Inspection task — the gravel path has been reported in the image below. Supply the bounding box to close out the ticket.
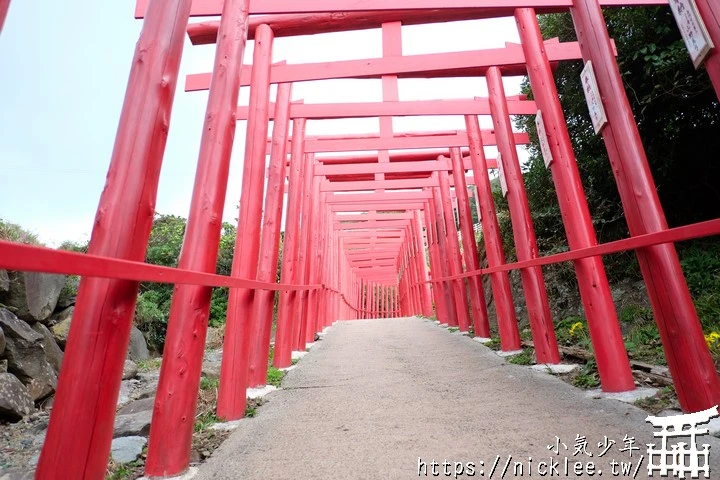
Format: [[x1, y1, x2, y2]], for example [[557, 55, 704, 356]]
[[196, 317, 720, 479]]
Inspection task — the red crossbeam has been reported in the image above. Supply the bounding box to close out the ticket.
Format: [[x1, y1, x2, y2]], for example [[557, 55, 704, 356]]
[[136, 0, 667, 18], [186, 41, 591, 91]]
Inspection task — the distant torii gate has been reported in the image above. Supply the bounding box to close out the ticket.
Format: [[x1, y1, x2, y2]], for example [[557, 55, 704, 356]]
[[0, 0, 717, 478]]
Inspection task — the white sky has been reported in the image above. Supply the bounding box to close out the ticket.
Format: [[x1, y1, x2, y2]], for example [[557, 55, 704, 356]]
[[0, 2, 527, 246]]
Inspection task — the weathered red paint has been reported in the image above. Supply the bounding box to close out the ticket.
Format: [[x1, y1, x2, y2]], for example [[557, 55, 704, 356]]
[[571, 0, 720, 410], [185, 40, 589, 91], [464, 114, 521, 349], [37, 1, 192, 477], [274, 118, 307, 368], [515, 8, 634, 390], [144, 0, 250, 474], [437, 172, 472, 332], [217, 24, 274, 421], [247, 82, 293, 388], [448, 149, 491, 338], [487, 67, 560, 364]]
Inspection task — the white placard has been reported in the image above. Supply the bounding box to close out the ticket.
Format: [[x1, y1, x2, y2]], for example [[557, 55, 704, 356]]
[[496, 152, 508, 198], [669, 0, 714, 68], [535, 110, 553, 169], [580, 61, 608, 135]]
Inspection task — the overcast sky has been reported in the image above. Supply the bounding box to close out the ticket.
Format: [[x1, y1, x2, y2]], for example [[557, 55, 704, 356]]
[[0, 1, 526, 246]]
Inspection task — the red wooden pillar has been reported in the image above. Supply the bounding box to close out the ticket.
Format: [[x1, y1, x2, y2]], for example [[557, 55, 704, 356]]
[[414, 211, 434, 316], [293, 154, 315, 350], [216, 24, 273, 421], [571, 0, 720, 410], [516, 8, 634, 390], [694, 0, 720, 97], [304, 180, 323, 343], [144, 1, 250, 474], [247, 83, 293, 388], [449, 148, 491, 338], [437, 171, 472, 332], [273, 118, 307, 368], [465, 115, 521, 349], [487, 68, 560, 364], [311, 197, 327, 333], [37, 1, 191, 477], [429, 184, 459, 327], [423, 201, 450, 323], [0, 0, 9, 33]]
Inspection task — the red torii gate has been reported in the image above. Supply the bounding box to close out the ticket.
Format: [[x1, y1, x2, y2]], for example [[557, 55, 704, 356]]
[[0, 0, 718, 478]]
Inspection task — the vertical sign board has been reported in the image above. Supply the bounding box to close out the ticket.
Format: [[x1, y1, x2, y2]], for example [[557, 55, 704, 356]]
[[668, 0, 714, 68], [580, 61, 608, 135], [496, 152, 508, 198], [535, 110, 554, 169]]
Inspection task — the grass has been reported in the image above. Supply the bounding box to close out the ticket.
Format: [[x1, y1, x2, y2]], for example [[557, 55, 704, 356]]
[[447, 326, 459, 333], [136, 358, 162, 372], [633, 386, 680, 414], [482, 336, 501, 351], [508, 348, 534, 365], [266, 367, 285, 388], [200, 377, 219, 391], [106, 459, 144, 480], [571, 358, 600, 389], [291, 358, 300, 366]]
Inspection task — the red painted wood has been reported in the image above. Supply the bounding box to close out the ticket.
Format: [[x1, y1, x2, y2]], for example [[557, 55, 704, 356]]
[[305, 132, 528, 153], [326, 191, 432, 203], [330, 203, 425, 212], [413, 211, 434, 316], [36, 1, 192, 478], [487, 67, 559, 364], [437, 172, 472, 331], [273, 119, 307, 368], [296, 174, 321, 348], [449, 149, 490, 337], [0, 0, 9, 33], [144, 1, 250, 474], [335, 220, 412, 229], [572, 0, 720, 411], [516, 8, 634, 390], [335, 212, 414, 221], [316, 149, 470, 164], [137, 0, 667, 18], [247, 83, 293, 388], [185, 41, 587, 90], [289, 153, 315, 350], [424, 195, 453, 325], [216, 25, 273, 421], [236, 98, 538, 120], [464, 114, 521, 349]]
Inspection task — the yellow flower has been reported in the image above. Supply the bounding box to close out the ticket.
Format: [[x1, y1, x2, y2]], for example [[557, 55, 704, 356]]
[[569, 322, 584, 336], [705, 332, 720, 347]]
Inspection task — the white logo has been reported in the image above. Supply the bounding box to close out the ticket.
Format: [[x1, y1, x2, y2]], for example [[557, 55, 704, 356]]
[[646, 405, 718, 478]]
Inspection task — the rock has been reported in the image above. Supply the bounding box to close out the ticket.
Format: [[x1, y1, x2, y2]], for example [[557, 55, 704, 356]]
[[111, 436, 147, 464], [0, 309, 58, 401], [201, 361, 220, 380], [127, 326, 149, 362], [117, 380, 132, 408], [30, 323, 63, 373], [0, 326, 5, 356], [0, 360, 7, 373], [205, 326, 224, 350], [117, 396, 155, 416], [122, 360, 138, 380], [114, 410, 152, 437], [50, 307, 73, 347], [0, 468, 35, 480], [0, 373, 35, 421], [55, 277, 78, 310], [0, 271, 66, 323], [0, 270, 9, 293]]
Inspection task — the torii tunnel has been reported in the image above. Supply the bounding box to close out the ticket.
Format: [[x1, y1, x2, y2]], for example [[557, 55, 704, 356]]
[[1, 0, 720, 478]]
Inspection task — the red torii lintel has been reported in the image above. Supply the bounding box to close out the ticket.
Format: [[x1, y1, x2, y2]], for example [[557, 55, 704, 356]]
[[186, 40, 596, 91], [236, 97, 537, 120], [135, 0, 667, 18]]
